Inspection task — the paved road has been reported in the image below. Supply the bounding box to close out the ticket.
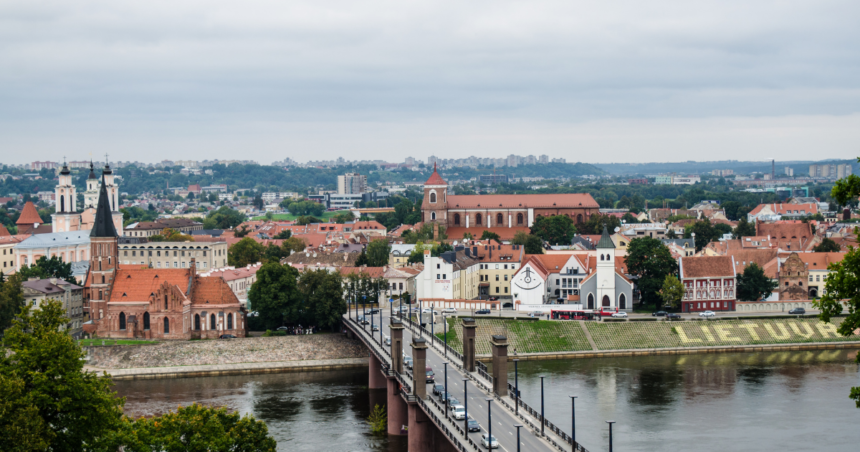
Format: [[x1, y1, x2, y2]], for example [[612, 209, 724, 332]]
[[358, 309, 559, 452]]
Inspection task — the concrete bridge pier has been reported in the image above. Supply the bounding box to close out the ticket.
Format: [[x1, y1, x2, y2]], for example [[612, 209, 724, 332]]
[[369, 353, 387, 389], [491, 335, 509, 397], [411, 337, 428, 398], [390, 318, 404, 373], [387, 376, 408, 435], [462, 318, 477, 372], [407, 401, 434, 452]]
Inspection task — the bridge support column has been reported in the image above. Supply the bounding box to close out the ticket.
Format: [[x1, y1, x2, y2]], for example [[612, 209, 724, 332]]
[[411, 337, 428, 399], [369, 354, 386, 389], [462, 318, 477, 372], [387, 376, 408, 435], [490, 334, 509, 397], [390, 317, 404, 373], [407, 402, 434, 452]]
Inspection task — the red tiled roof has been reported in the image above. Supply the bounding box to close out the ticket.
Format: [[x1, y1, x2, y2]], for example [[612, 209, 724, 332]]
[[109, 268, 191, 301], [680, 256, 735, 278], [749, 203, 818, 216], [16, 201, 42, 225], [797, 252, 847, 269], [337, 266, 386, 278], [353, 220, 386, 231], [447, 193, 599, 209], [424, 165, 447, 186], [191, 275, 241, 305], [0, 224, 9, 236]]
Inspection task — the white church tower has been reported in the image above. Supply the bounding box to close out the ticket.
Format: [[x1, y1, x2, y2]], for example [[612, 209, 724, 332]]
[[83, 162, 100, 209], [595, 225, 617, 310], [51, 162, 80, 233], [101, 162, 124, 233]]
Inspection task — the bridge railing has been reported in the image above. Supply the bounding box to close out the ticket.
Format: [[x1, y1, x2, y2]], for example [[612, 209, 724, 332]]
[[506, 382, 590, 452]]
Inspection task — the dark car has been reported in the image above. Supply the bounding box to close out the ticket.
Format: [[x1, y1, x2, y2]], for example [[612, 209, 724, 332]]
[[438, 391, 450, 402], [276, 326, 289, 331], [467, 418, 481, 432], [219, 334, 237, 339], [433, 384, 445, 396], [789, 307, 806, 315], [652, 311, 668, 317], [426, 367, 435, 384], [475, 309, 491, 315], [666, 313, 682, 320], [446, 395, 460, 408], [367, 308, 380, 315]]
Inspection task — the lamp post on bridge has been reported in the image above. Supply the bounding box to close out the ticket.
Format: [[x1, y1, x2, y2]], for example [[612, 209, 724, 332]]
[[513, 424, 523, 452], [443, 361, 448, 415], [540, 375, 545, 436], [442, 313, 448, 358], [606, 420, 616, 452], [431, 303, 435, 338], [513, 359, 519, 415], [569, 395, 577, 450], [462, 378, 469, 436], [486, 398, 493, 449]]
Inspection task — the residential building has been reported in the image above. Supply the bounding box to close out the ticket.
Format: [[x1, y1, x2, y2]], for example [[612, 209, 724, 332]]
[[469, 243, 524, 299], [627, 178, 648, 185], [338, 173, 367, 194], [679, 256, 737, 312], [747, 203, 819, 222], [31, 161, 58, 171], [389, 244, 417, 268], [124, 218, 204, 237], [755, 221, 815, 251], [800, 252, 846, 298], [711, 169, 734, 177], [479, 174, 509, 184], [1, 234, 28, 275], [22, 278, 85, 338], [117, 238, 228, 270], [199, 263, 262, 308], [417, 249, 480, 300], [672, 176, 701, 185], [654, 174, 674, 185]]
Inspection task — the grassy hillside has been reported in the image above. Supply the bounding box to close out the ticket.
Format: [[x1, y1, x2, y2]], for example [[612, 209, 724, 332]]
[[437, 317, 592, 355]]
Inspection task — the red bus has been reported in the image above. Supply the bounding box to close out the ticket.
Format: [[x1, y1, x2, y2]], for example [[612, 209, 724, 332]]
[[551, 308, 618, 320]]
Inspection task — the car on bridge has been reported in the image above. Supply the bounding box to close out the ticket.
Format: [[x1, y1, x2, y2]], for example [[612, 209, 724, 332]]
[[611, 311, 628, 318], [425, 367, 435, 383], [452, 405, 466, 420], [481, 433, 499, 449], [467, 418, 481, 432], [433, 384, 445, 396], [438, 391, 450, 403], [442, 307, 457, 313], [366, 308, 380, 315], [371, 324, 379, 331], [384, 335, 391, 346], [446, 395, 460, 408], [652, 311, 668, 317], [789, 307, 806, 315], [475, 309, 492, 315], [404, 356, 413, 370]]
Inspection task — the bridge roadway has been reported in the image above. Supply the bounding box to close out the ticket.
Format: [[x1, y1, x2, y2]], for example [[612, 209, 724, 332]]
[[345, 311, 578, 452]]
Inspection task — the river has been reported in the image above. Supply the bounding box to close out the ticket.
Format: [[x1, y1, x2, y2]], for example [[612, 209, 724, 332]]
[[115, 349, 859, 451]]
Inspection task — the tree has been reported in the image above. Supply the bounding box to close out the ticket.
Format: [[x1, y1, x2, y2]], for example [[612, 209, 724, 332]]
[[247, 263, 300, 329], [626, 237, 678, 307], [298, 269, 348, 330], [523, 235, 544, 254], [407, 242, 427, 264], [736, 263, 777, 301], [264, 211, 274, 221], [16, 256, 77, 284], [148, 228, 194, 243], [686, 220, 720, 251], [295, 215, 322, 226], [332, 212, 354, 224], [658, 275, 685, 310], [366, 239, 391, 267], [462, 232, 474, 241], [734, 217, 756, 239], [621, 212, 639, 224], [354, 249, 369, 267], [273, 229, 292, 240], [0, 300, 124, 451], [228, 237, 265, 267], [579, 214, 621, 235], [282, 237, 306, 255], [187, 191, 195, 200], [511, 231, 529, 245], [253, 195, 264, 210], [530, 215, 577, 245], [480, 230, 501, 243], [430, 242, 454, 257], [287, 200, 324, 217], [0, 273, 25, 333], [103, 403, 277, 451], [204, 206, 247, 229], [814, 238, 841, 253], [666, 229, 678, 239], [263, 243, 288, 263]]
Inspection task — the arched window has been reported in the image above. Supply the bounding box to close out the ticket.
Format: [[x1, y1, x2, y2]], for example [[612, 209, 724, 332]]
[[101, 275, 105, 284], [619, 293, 626, 309], [163, 317, 170, 334], [496, 213, 503, 225], [799, 281, 803, 286], [431, 212, 436, 220], [119, 312, 126, 330], [164, 295, 168, 310], [430, 192, 437, 203], [476, 213, 483, 226], [587, 294, 594, 309], [143, 312, 150, 330], [210, 314, 216, 329], [600, 254, 604, 261], [227, 313, 233, 329], [602, 295, 610, 307], [60, 196, 65, 212], [194, 314, 200, 330], [577, 214, 583, 224]]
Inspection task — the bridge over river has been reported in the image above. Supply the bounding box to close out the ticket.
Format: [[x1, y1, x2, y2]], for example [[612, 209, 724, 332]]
[[343, 309, 592, 452]]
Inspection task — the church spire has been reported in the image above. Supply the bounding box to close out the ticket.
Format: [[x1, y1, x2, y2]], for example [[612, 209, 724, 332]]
[[90, 172, 118, 238], [596, 224, 615, 249]]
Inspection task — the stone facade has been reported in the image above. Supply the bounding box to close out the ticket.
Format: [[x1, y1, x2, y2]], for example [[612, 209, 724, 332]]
[[779, 252, 809, 301]]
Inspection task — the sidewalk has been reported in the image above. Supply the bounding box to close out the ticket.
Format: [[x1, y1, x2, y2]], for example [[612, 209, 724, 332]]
[[86, 357, 368, 380]]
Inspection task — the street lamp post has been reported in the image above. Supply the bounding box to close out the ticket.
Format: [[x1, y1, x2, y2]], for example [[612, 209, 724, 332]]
[[514, 424, 523, 452], [569, 395, 577, 449], [463, 378, 469, 436], [540, 375, 545, 436], [443, 313, 448, 357], [486, 398, 493, 449], [513, 359, 520, 415], [606, 421, 616, 452], [431, 303, 435, 338], [443, 362, 448, 414]]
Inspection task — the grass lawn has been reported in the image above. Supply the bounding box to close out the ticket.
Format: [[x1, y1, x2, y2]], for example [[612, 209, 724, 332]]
[[79, 339, 158, 347], [251, 210, 351, 221]]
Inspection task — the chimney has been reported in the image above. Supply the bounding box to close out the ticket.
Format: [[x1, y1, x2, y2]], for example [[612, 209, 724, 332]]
[[50, 278, 58, 285], [190, 258, 197, 277]]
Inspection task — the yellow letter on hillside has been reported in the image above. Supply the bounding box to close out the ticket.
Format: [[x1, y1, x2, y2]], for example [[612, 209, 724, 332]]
[[789, 322, 815, 339], [677, 326, 703, 344], [713, 325, 742, 342], [736, 324, 760, 341], [816, 322, 839, 338], [700, 326, 716, 342], [764, 323, 791, 340]]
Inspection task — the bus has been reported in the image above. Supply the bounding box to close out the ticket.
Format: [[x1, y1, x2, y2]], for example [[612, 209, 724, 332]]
[[550, 308, 618, 320]]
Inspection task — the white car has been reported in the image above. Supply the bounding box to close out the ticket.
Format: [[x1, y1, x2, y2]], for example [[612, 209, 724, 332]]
[[611, 312, 628, 318], [699, 310, 716, 318], [481, 434, 499, 449], [452, 405, 466, 420], [422, 308, 433, 313], [442, 307, 457, 313]]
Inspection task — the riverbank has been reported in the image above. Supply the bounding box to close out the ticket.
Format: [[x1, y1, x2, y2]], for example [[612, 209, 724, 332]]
[[88, 357, 368, 380], [437, 316, 860, 356]]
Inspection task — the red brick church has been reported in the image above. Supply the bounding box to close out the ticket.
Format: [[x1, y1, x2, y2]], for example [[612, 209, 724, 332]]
[[83, 173, 246, 339], [421, 164, 600, 240]]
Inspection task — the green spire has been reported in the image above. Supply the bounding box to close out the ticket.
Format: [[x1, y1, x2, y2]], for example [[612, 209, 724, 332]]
[[596, 224, 615, 249]]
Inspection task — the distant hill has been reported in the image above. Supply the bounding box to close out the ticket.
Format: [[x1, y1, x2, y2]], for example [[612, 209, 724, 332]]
[[593, 159, 856, 176]]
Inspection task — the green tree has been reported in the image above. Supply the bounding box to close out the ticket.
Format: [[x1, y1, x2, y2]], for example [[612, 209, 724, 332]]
[[228, 237, 265, 267], [298, 269, 348, 330], [0, 273, 25, 335], [287, 200, 325, 217], [0, 300, 124, 451], [263, 243, 288, 263], [355, 249, 369, 267], [480, 230, 501, 242], [686, 220, 720, 251], [658, 275, 685, 310], [511, 231, 528, 245], [736, 263, 777, 301], [148, 228, 194, 243], [332, 212, 354, 224], [462, 232, 474, 241], [247, 263, 300, 329], [626, 237, 678, 307], [273, 229, 292, 240], [282, 237, 306, 255], [734, 217, 756, 238], [295, 215, 322, 226], [204, 206, 247, 229], [530, 215, 577, 245], [523, 235, 544, 254], [407, 241, 427, 264], [666, 229, 678, 239], [103, 403, 276, 452], [579, 214, 621, 235], [253, 196, 264, 210], [813, 238, 841, 252], [621, 212, 639, 224], [366, 239, 391, 267], [430, 242, 454, 257], [17, 256, 76, 284]]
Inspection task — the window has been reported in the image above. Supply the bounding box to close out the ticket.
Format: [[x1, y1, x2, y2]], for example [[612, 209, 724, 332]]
[[496, 213, 503, 225], [210, 314, 216, 329], [437, 264, 441, 269], [163, 317, 170, 334], [123, 251, 128, 256], [504, 264, 508, 270], [430, 192, 437, 203], [517, 213, 524, 224], [504, 287, 508, 293], [431, 212, 436, 220], [495, 264, 499, 269], [816, 275, 820, 282], [174, 262, 178, 268], [157, 251, 161, 257], [495, 275, 499, 281], [143, 312, 150, 330], [442, 274, 446, 279], [164, 295, 168, 310], [119, 312, 126, 330], [194, 314, 200, 330], [504, 275, 508, 281], [454, 213, 461, 225], [227, 313, 233, 330], [496, 287, 499, 293], [132, 251, 136, 257]]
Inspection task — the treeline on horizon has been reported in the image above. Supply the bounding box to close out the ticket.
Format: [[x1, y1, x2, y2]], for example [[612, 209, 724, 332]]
[[594, 158, 856, 176]]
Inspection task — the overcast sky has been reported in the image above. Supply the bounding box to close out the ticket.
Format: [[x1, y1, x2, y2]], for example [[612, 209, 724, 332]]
[[1, 0, 859, 165]]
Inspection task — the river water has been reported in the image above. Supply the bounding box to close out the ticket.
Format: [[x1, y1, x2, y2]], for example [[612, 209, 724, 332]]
[[115, 349, 859, 452]]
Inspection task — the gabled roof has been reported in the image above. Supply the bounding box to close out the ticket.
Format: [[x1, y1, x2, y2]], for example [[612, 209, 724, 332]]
[[424, 163, 447, 186], [191, 275, 241, 306], [749, 203, 819, 216], [446, 193, 599, 209], [338, 266, 386, 278], [680, 256, 735, 278], [0, 224, 10, 236], [796, 252, 847, 270], [16, 201, 42, 225], [109, 268, 191, 301]]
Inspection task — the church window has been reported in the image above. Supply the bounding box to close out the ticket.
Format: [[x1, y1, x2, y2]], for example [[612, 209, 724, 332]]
[[496, 213, 503, 225], [119, 312, 126, 330], [430, 192, 437, 203], [619, 293, 626, 309], [517, 213, 524, 224], [143, 312, 150, 330], [454, 214, 461, 225], [194, 314, 200, 330], [210, 314, 217, 329], [476, 213, 483, 225], [602, 295, 610, 307], [163, 317, 170, 334], [227, 313, 233, 329], [431, 212, 436, 220], [600, 254, 604, 261], [164, 295, 168, 310]]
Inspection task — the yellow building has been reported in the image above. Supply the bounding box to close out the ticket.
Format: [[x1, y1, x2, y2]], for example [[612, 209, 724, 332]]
[[465, 243, 525, 300]]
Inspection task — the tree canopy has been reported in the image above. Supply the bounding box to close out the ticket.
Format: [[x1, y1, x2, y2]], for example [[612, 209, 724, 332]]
[[203, 206, 247, 229], [16, 256, 76, 284], [659, 274, 685, 310], [530, 215, 577, 245], [480, 230, 501, 243], [625, 237, 678, 307], [297, 269, 348, 330], [733, 217, 756, 239], [365, 239, 392, 267], [813, 238, 841, 253], [578, 214, 621, 235], [286, 200, 325, 217], [736, 263, 778, 301], [247, 263, 301, 329], [228, 237, 265, 267]]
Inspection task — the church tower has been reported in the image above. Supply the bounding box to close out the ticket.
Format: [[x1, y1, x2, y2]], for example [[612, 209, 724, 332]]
[[421, 163, 448, 233], [595, 225, 617, 310], [87, 172, 120, 322], [101, 162, 124, 234], [51, 162, 79, 233], [83, 162, 100, 209]]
